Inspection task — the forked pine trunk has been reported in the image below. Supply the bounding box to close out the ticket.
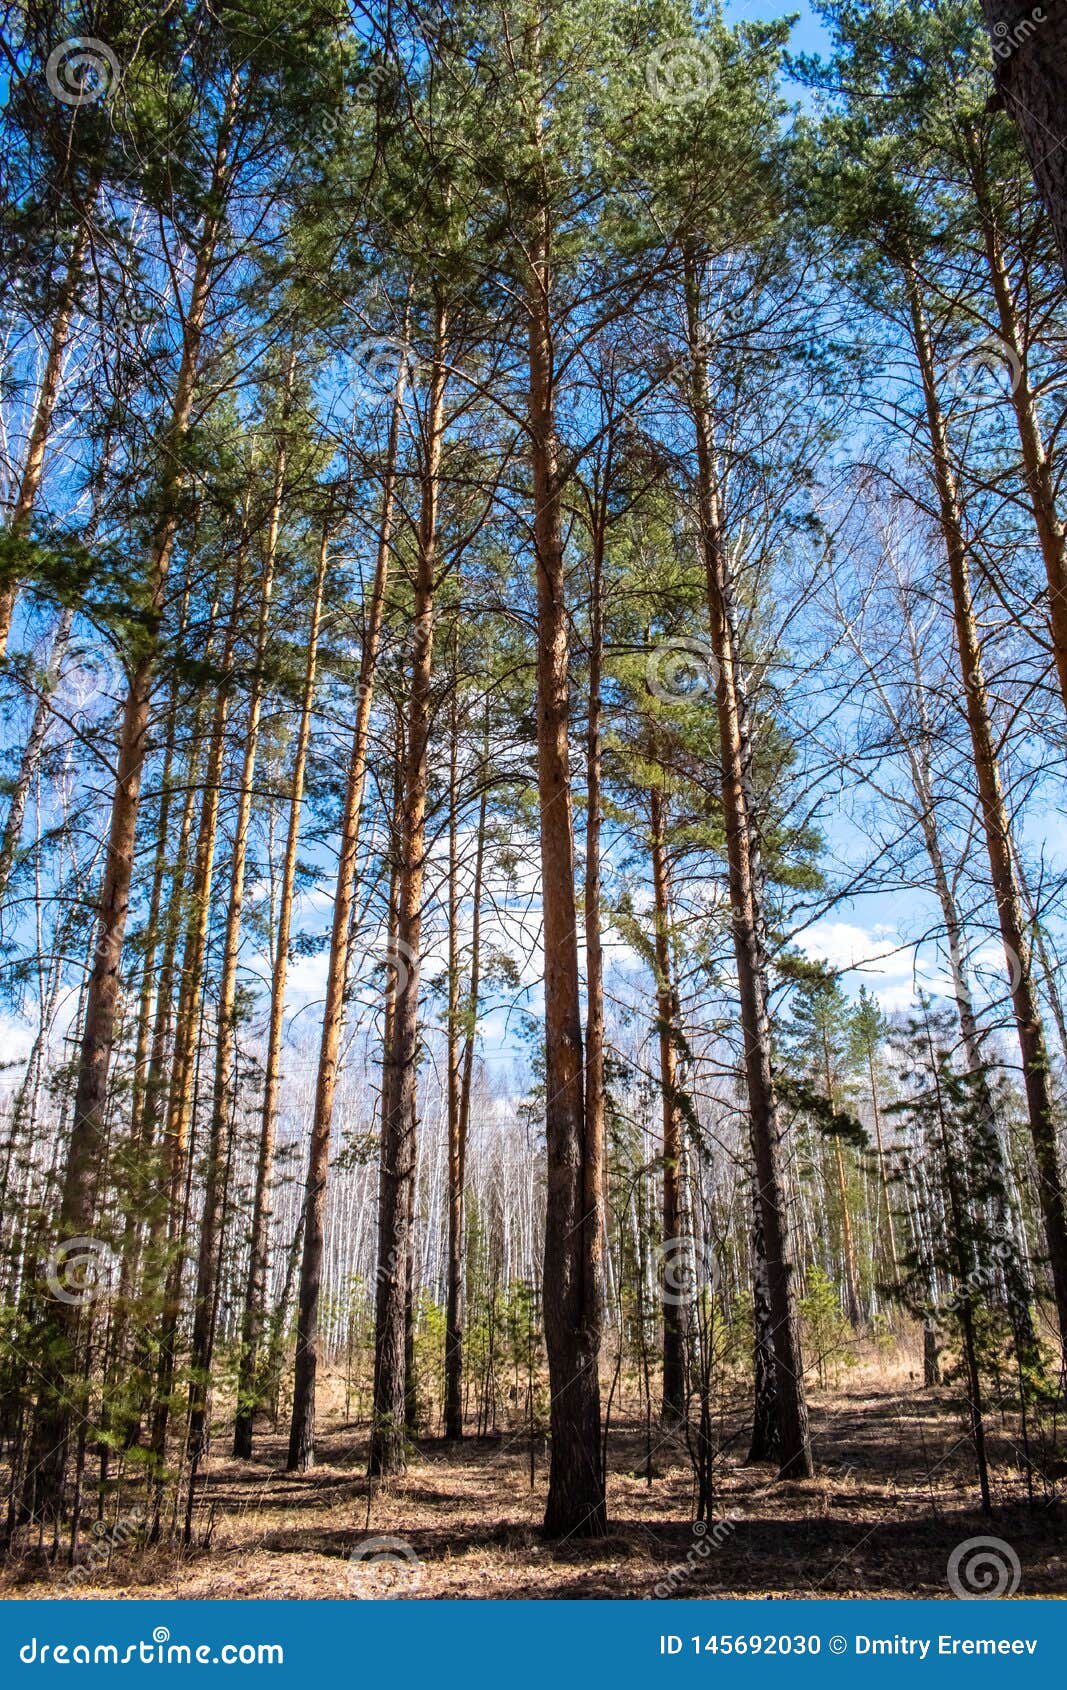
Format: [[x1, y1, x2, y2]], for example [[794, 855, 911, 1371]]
[[684, 246, 812, 1479], [906, 257, 1067, 1366], [234, 525, 329, 1457], [287, 330, 409, 1471]]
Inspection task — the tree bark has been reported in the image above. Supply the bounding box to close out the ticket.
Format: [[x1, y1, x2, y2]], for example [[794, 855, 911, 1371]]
[[185, 404, 289, 1494], [906, 256, 1067, 1367], [980, 0, 1067, 278], [24, 103, 234, 1516], [234, 524, 329, 1458], [369, 298, 448, 1478], [649, 782, 687, 1424], [0, 179, 98, 655], [968, 145, 1067, 713], [684, 246, 812, 1479], [528, 215, 606, 1537], [287, 326, 409, 1472]]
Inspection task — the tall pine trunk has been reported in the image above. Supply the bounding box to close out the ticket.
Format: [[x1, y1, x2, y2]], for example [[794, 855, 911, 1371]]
[[650, 782, 686, 1424], [528, 215, 606, 1537], [24, 114, 235, 1516], [234, 524, 329, 1457], [287, 334, 409, 1471], [0, 178, 98, 655], [684, 247, 812, 1479], [906, 257, 1067, 1366], [369, 298, 447, 1478], [185, 412, 288, 1497]]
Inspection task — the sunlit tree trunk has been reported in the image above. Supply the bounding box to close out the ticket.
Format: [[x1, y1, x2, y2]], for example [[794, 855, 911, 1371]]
[[369, 298, 447, 1477], [528, 209, 605, 1536], [287, 330, 409, 1471], [906, 257, 1067, 1365], [0, 178, 98, 655], [234, 524, 329, 1457], [649, 781, 686, 1424], [684, 246, 812, 1479], [185, 409, 289, 1497]]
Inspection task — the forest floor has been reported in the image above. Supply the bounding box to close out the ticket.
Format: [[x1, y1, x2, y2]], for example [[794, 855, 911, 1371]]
[[3, 1345, 1065, 1600]]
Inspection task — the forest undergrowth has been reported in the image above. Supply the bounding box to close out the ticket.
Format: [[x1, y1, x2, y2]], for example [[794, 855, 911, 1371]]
[[4, 1338, 1064, 1601]]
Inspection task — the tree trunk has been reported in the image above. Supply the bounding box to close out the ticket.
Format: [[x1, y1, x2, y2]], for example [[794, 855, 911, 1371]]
[[185, 409, 288, 1494], [0, 607, 73, 908], [906, 257, 1067, 1367], [234, 524, 329, 1458], [445, 705, 488, 1439], [369, 298, 447, 1478], [866, 1048, 900, 1286], [147, 533, 246, 1476], [24, 127, 233, 1516], [583, 508, 608, 1463], [650, 782, 686, 1424], [528, 218, 606, 1537], [684, 246, 812, 1479], [980, 0, 1067, 278], [747, 1189, 780, 1462], [287, 326, 409, 1472], [968, 148, 1067, 712], [822, 1035, 862, 1328], [0, 180, 98, 655]]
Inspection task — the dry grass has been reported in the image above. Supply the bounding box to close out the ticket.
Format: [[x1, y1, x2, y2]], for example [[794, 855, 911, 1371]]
[[3, 1345, 1065, 1601]]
